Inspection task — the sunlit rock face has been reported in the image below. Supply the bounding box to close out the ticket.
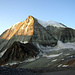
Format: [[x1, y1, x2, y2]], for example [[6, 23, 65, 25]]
[[0, 16, 34, 52], [0, 16, 57, 52], [0, 16, 34, 40]]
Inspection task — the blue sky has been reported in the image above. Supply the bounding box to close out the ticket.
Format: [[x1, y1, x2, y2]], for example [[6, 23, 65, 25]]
[[0, 0, 75, 35]]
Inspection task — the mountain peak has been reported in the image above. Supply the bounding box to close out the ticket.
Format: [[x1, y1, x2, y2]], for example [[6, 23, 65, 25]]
[[27, 15, 34, 20], [0, 16, 75, 67]]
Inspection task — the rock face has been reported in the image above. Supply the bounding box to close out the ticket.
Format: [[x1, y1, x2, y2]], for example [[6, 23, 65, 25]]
[[0, 16, 57, 52], [46, 26, 75, 43], [0, 41, 39, 65], [0, 15, 75, 66], [0, 16, 34, 52]]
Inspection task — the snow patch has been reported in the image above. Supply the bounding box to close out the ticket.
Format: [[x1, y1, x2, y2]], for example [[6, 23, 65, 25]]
[[37, 19, 66, 28], [58, 64, 62, 67], [24, 56, 40, 62], [36, 41, 75, 53], [36, 41, 75, 59], [62, 65, 69, 67], [5, 62, 17, 66], [62, 59, 64, 60], [51, 59, 57, 62], [20, 56, 40, 64], [20, 41, 28, 44], [58, 64, 69, 67], [0, 49, 7, 58], [43, 53, 62, 58], [9, 22, 20, 30], [25, 58, 36, 62], [56, 41, 75, 50]]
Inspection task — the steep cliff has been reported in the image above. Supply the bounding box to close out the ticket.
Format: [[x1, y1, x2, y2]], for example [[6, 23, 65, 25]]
[[46, 26, 75, 43], [0, 16, 57, 52]]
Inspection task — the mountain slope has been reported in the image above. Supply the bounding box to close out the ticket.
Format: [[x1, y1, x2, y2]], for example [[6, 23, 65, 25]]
[[0, 16, 57, 52], [0, 15, 75, 68], [37, 19, 75, 43], [0, 16, 57, 65]]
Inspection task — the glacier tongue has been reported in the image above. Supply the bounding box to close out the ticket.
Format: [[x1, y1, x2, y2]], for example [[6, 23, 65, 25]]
[[37, 19, 66, 28]]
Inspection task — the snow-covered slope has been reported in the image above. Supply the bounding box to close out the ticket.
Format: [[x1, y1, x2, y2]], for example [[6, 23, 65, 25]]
[[37, 19, 66, 28]]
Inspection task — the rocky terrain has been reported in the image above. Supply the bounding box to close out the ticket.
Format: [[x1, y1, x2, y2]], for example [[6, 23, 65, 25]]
[[0, 15, 75, 73], [0, 67, 75, 75], [0, 42, 39, 65]]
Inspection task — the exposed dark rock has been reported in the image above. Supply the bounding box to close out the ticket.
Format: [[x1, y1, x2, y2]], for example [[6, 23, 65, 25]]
[[0, 41, 39, 65], [31, 18, 57, 47], [60, 28, 75, 43], [46, 26, 75, 43]]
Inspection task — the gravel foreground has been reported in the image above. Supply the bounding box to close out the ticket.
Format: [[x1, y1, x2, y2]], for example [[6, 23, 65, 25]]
[[0, 67, 75, 75]]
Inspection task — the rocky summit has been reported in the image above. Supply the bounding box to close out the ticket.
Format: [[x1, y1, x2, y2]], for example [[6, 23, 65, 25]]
[[0, 15, 75, 68]]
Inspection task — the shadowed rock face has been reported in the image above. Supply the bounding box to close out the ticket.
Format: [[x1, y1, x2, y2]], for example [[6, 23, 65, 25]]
[[46, 26, 75, 43], [0, 41, 39, 65], [60, 28, 75, 43]]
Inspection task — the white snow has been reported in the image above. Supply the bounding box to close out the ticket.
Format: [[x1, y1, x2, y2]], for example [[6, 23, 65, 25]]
[[0, 49, 7, 58], [36, 41, 75, 53], [20, 41, 28, 44], [20, 56, 40, 64], [5, 62, 17, 66], [62, 65, 69, 67], [56, 41, 75, 50], [62, 59, 64, 60], [25, 58, 36, 62], [9, 22, 20, 30], [51, 59, 57, 62], [70, 56, 73, 58], [36, 41, 75, 59], [58, 64, 62, 67], [43, 53, 62, 58], [24, 56, 40, 62], [58, 64, 68, 67], [37, 19, 66, 28]]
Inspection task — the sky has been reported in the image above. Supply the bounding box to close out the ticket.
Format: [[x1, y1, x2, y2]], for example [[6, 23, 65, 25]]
[[0, 0, 75, 35]]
